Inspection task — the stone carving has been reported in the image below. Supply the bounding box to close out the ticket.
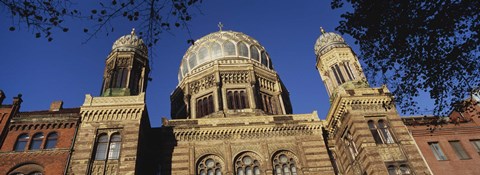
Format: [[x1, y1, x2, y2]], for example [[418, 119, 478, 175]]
[[221, 72, 249, 84], [116, 57, 131, 67], [173, 124, 322, 141], [189, 74, 216, 94], [195, 148, 226, 160], [81, 107, 143, 122], [256, 76, 276, 92]]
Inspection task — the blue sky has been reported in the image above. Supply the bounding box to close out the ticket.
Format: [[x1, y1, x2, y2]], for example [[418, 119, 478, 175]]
[[0, 1, 366, 126]]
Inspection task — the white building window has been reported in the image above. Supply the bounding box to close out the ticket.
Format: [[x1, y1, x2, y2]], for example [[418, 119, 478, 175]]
[[470, 140, 480, 155], [449, 141, 470, 159], [429, 142, 447, 160]]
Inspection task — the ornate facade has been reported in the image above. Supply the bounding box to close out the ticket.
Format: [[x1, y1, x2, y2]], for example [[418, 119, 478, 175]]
[[3, 27, 466, 175]]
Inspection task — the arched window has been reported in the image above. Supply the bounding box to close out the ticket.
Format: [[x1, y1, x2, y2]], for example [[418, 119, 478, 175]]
[[272, 151, 298, 175], [29, 133, 44, 150], [14, 134, 29, 151], [368, 120, 383, 144], [197, 94, 214, 118], [8, 163, 44, 175], [210, 42, 222, 58], [198, 47, 210, 64], [234, 91, 241, 109], [197, 155, 224, 175], [188, 54, 198, 70], [235, 153, 261, 175], [332, 64, 346, 84], [344, 131, 358, 159], [240, 91, 249, 109], [202, 97, 209, 116], [261, 93, 276, 114], [250, 46, 259, 61], [261, 52, 268, 67], [227, 89, 249, 110], [182, 61, 189, 76], [45, 132, 58, 149], [399, 164, 411, 174], [197, 98, 204, 117], [178, 70, 183, 81], [208, 96, 214, 114], [227, 91, 234, 109], [331, 67, 341, 85], [94, 134, 109, 160], [112, 68, 128, 88], [108, 133, 121, 159], [378, 120, 395, 144], [387, 165, 397, 175], [238, 42, 249, 57], [223, 41, 236, 56], [343, 62, 355, 80]]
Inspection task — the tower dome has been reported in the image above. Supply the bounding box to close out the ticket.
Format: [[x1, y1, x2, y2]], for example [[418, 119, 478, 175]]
[[313, 27, 368, 100], [178, 30, 273, 82], [314, 28, 349, 56], [112, 29, 148, 55], [101, 29, 150, 97]]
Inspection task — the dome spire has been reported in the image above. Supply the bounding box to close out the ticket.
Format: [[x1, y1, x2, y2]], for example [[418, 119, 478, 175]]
[[218, 22, 224, 31], [320, 27, 325, 34], [131, 28, 136, 36]]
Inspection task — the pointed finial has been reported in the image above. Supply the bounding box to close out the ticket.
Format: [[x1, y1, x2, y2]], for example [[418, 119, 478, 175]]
[[131, 28, 136, 36], [218, 22, 224, 31], [320, 27, 325, 34]]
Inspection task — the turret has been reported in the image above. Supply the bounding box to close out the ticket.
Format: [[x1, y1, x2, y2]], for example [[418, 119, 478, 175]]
[[314, 27, 368, 101], [101, 29, 150, 96]]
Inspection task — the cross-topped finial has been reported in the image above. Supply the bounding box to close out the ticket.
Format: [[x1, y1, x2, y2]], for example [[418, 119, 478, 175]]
[[320, 27, 325, 34], [218, 22, 224, 31], [131, 28, 136, 36]]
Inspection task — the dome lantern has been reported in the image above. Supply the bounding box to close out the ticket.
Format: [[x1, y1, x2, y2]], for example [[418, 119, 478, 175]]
[[112, 28, 148, 55], [314, 28, 349, 56]]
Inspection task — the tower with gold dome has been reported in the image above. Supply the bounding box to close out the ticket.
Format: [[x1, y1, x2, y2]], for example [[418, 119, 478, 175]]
[[315, 28, 432, 175], [67, 29, 152, 174], [155, 30, 335, 175]]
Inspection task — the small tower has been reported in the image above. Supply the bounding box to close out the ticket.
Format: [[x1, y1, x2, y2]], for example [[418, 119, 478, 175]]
[[314, 28, 432, 175], [314, 27, 368, 101], [101, 28, 150, 96], [68, 30, 151, 175]]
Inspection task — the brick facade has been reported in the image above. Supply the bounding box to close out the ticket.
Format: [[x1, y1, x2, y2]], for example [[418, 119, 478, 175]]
[[0, 97, 79, 175], [404, 101, 480, 175]]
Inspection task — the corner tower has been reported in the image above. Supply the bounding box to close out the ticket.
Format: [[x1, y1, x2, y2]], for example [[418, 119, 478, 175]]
[[68, 29, 151, 175], [314, 27, 368, 101], [101, 29, 150, 96], [315, 29, 431, 175]]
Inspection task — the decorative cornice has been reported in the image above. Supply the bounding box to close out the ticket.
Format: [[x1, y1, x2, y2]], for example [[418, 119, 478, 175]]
[[82, 93, 145, 107], [173, 124, 323, 141], [168, 113, 324, 141], [80, 107, 143, 122], [325, 87, 394, 138]]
